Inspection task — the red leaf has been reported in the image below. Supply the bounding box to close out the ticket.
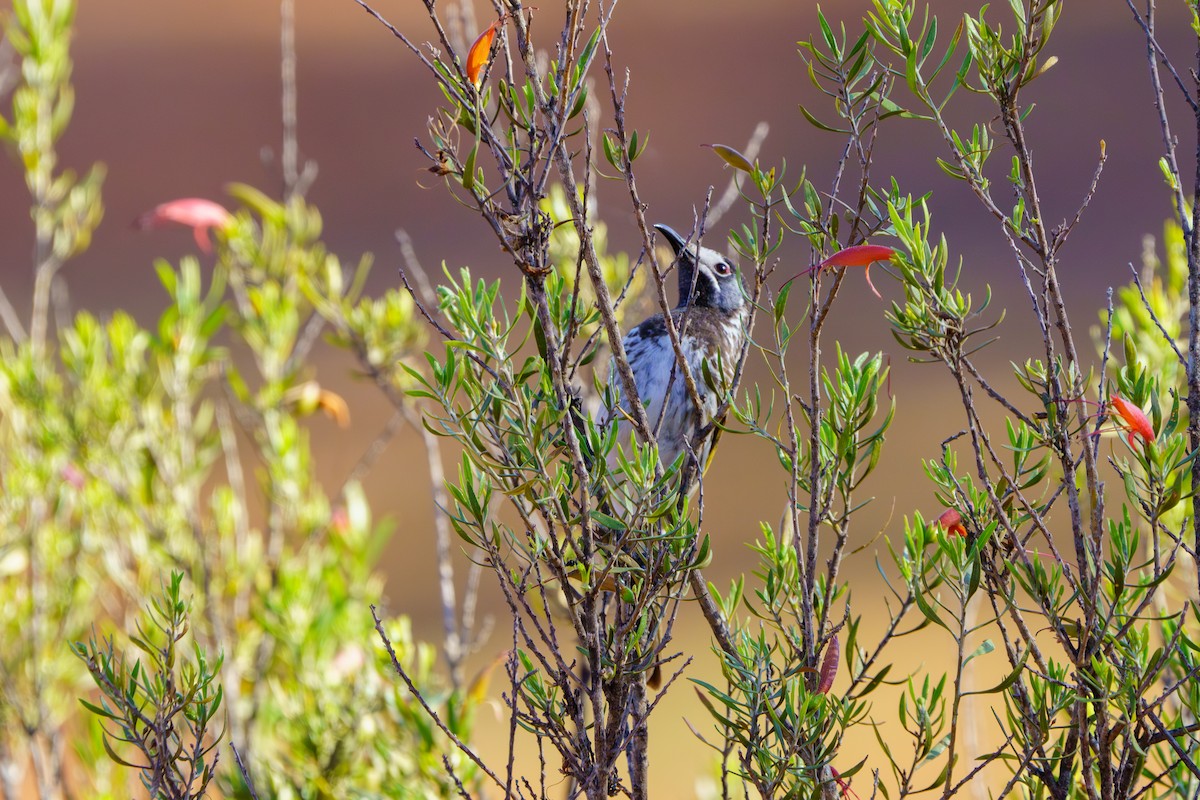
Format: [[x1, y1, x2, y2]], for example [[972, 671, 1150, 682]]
[[817, 633, 839, 694]]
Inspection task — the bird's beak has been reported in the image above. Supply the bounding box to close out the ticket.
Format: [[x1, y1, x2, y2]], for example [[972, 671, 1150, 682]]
[[653, 224, 689, 257]]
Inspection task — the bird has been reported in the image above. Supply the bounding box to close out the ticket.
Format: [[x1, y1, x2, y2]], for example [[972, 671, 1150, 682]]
[[602, 223, 748, 480], [589, 223, 746, 691]]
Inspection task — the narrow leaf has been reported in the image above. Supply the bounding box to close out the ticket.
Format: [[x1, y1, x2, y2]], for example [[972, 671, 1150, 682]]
[[704, 143, 754, 173]]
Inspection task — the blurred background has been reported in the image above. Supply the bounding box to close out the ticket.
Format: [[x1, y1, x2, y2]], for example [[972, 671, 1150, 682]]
[[0, 0, 1193, 795]]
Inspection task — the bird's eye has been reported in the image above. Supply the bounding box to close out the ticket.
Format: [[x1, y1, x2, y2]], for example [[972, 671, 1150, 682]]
[[713, 261, 733, 277]]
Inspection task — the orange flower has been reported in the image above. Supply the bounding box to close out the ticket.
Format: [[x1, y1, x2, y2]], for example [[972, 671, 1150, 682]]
[[285, 381, 350, 428], [317, 388, 351, 428], [1109, 395, 1154, 448], [804, 244, 896, 298], [136, 198, 232, 253], [936, 508, 967, 537], [466, 18, 502, 87]]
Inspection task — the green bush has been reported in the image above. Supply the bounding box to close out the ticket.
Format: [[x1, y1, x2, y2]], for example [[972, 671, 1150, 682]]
[[3, 0, 1200, 798]]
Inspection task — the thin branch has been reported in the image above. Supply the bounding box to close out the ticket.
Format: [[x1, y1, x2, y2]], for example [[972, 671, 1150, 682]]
[[342, 409, 406, 489], [349, 0, 443, 76], [0, 284, 26, 342], [1142, 703, 1200, 782], [281, 0, 299, 199], [414, 405, 466, 689], [372, 605, 506, 791], [1129, 263, 1188, 368], [230, 743, 263, 800], [1056, 141, 1107, 249], [1124, 0, 1200, 115]]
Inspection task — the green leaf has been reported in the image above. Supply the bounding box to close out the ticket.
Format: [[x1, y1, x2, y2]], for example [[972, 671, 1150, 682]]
[[704, 143, 754, 173], [857, 663, 894, 698], [602, 132, 622, 170], [462, 140, 479, 191], [227, 183, 283, 224], [920, 15, 938, 63], [818, 10, 838, 53], [1159, 156, 1179, 191], [579, 27, 602, 68], [799, 104, 850, 134], [78, 697, 119, 720], [102, 736, 147, 770], [962, 638, 995, 666], [589, 510, 627, 532], [773, 278, 793, 322], [154, 261, 178, 296], [913, 587, 950, 632], [924, 733, 951, 762], [964, 647, 1029, 696], [629, 130, 649, 160]]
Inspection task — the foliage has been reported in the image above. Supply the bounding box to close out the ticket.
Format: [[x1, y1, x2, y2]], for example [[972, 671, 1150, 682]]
[[380, 0, 1200, 798], [0, 3, 481, 798], [72, 572, 224, 800], [3, 0, 1200, 798]]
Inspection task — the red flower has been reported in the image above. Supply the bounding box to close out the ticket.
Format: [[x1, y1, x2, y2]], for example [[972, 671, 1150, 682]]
[[136, 198, 233, 253], [801, 244, 897, 298], [1109, 395, 1154, 448], [936, 508, 967, 537]]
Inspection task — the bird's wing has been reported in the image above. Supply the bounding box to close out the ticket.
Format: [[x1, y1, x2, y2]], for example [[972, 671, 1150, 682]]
[[600, 315, 673, 456]]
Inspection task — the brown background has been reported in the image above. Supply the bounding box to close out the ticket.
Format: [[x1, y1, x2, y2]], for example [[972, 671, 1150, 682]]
[[0, 1, 1192, 796]]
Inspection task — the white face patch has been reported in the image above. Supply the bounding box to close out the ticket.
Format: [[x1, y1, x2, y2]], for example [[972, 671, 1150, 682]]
[[605, 225, 748, 475]]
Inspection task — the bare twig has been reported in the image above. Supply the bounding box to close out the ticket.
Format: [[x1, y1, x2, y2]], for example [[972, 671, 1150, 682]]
[[343, 409, 406, 489], [281, 0, 299, 199], [230, 743, 263, 800], [372, 605, 506, 791], [1129, 262, 1188, 368]]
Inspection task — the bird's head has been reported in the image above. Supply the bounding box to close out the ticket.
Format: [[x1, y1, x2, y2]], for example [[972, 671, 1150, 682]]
[[654, 224, 744, 314]]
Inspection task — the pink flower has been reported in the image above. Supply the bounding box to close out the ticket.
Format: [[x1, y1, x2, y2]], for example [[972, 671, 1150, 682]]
[[330, 645, 365, 679], [136, 198, 232, 253], [61, 462, 85, 490], [330, 506, 351, 537]]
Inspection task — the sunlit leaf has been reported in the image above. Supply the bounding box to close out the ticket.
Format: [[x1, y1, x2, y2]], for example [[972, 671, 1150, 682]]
[[704, 143, 754, 173]]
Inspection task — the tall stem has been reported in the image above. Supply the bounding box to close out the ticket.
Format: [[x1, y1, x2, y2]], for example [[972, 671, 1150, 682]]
[[1188, 45, 1200, 600], [280, 0, 299, 199]]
